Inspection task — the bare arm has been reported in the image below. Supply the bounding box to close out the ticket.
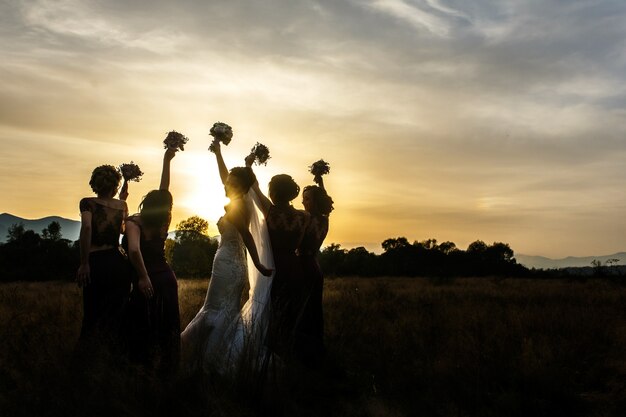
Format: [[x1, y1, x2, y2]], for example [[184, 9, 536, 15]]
[[77, 212, 92, 287], [228, 202, 272, 276], [245, 154, 272, 217], [126, 221, 154, 298], [212, 139, 229, 185], [119, 179, 129, 201], [160, 147, 177, 191], [314, 175, 325, 191]]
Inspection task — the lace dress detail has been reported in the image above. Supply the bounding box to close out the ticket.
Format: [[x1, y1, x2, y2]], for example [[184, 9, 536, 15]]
[[181, 216, 248, 373], [300, 215, 329, 256], [79, 198, 127, 247]]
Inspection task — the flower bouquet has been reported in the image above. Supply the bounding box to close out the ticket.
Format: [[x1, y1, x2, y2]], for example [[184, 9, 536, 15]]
[[250, 142, 271, 166], [163, 130, 189, 151], [309, 159, 330, 177], [209, 122, 233, 152], [119, 162, 144, 182]]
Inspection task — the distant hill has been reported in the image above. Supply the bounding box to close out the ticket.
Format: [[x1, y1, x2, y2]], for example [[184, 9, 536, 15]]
[[0, 213, 81, 242], [516, 253, 626, 269], [0, 213, 218, 243]]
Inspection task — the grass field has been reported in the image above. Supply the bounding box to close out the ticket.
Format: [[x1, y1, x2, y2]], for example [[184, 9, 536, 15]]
[[1, 277, 625, 416]]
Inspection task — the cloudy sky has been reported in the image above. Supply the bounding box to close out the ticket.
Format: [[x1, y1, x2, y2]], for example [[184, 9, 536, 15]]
[[1, 0, 625, 257]]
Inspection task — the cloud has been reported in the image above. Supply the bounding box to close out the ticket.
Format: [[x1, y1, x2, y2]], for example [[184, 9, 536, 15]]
[[1, 0, 626, 256]]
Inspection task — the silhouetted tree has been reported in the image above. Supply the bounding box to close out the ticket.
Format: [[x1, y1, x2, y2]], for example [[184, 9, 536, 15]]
[[41, 221, 62, 241], [0, 222, 77, 281], [170, 216, 218, 277], [318, 243, 347, 276]]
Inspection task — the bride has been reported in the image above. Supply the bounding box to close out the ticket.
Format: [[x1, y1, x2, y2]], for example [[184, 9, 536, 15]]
[[180, 138, 273, 375]]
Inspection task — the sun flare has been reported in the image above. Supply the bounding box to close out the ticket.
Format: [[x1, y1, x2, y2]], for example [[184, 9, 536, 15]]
[[175, 152, 229, 230]]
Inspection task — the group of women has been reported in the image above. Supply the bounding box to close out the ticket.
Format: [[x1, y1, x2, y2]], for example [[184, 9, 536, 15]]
[[76, 138, 334, 380]]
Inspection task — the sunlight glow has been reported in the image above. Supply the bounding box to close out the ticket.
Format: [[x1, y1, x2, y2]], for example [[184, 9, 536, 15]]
[[175, 152, 229, 227]]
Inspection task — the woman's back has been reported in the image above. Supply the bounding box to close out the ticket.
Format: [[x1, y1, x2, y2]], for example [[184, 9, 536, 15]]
[[79, 197, 127, 247], [267, 205, 309, 257], [123, 215, 169, 272]]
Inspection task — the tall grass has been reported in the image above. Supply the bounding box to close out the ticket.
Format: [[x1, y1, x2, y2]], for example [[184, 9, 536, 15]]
[[1, 277, 625, 416]]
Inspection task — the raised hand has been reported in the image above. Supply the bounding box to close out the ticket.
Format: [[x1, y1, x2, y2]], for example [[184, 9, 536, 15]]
[[244, 153, 255, 168], [210, 138, 221, 154]]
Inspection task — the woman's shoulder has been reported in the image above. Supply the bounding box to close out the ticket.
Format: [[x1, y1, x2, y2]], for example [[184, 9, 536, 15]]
[[296, 208, 311, 221], [91, 198, 127, 211], [79, 197, 94, 212], [126, 214, 142, 225]]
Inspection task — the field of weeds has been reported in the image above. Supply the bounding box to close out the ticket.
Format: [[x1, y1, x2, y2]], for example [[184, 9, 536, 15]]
[[1, 277, 625, 416]]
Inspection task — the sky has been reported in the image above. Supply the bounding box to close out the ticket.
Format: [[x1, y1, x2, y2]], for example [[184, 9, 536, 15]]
[[1, 0, 626, 258]]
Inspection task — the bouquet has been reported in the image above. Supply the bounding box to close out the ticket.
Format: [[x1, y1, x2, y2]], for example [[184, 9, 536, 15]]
[[209, 122, 233, 152], [250, 142, 271, 166], [309, 159, 330, 177], [163, 130, 189, 151], [119, 162, 144, 182]]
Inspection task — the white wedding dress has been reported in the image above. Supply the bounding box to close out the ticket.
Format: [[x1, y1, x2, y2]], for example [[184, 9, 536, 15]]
[[181, 191, 274, 376]]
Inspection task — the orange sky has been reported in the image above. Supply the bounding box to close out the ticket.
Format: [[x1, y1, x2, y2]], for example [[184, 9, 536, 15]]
[[2, 0, 626, 258]]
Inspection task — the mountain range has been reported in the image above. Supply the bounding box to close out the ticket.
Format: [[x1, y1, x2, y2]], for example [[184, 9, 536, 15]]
[[0, 213, 81, 242], [2, 213, 625, 269], [514, 253, 626, 270]]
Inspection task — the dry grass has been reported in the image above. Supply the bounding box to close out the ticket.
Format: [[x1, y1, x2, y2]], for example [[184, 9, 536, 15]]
[[1, 277, 625, 416]]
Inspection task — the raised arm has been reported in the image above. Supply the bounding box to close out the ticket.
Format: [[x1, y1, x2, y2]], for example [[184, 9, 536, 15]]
[[77, 210, 92, 288], [314, 175, 326, 191], [160, 147, 177, 191], [119, 179, 129, 201], [212, 139, 229, 185], [125, 220, 154, 298], [245, 154, 272, 217]]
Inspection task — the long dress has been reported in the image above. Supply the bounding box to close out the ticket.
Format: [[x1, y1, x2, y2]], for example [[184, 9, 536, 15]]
[[124, 216, 180, 376], [266, 205, 310, 357], [181, 216, 248, 374], [78, 198, 131, 353], [297, 214, 329, 363], [181, 192, 275, 377]]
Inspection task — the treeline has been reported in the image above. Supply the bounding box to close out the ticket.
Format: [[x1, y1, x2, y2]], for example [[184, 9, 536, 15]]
[[0, 222, 78, 281], [319, 237, 529, 277], [0, 218, 528, 281], [0, 216, 218, 282]]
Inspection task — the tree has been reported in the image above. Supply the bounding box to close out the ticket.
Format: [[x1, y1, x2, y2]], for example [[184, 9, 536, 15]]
[[41, 221, 62, 241], [438, 241, 457, 254], [467, 240, 488, 254], [485, 242, 514, 263], [1, 223, 77, 281], [318, 243, 347, 276], [6, 223, 25, 243], [175, 216, 209, 240], [170, 216, 217, 277], [382, 237, 410, 252]]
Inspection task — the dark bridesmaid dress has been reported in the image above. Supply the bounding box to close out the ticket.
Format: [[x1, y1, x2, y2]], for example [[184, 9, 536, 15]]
[[297, 214, 329, 363], [266, 205, 309, 356], [123, 215, 180, 376], [78, 197, 131, 351]]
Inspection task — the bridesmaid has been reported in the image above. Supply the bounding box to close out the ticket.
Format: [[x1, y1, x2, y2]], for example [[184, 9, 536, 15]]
[[245, 156, 310, 358], [123, 147, 180, 376], [76, 165, 131, 353], [298, 173, 334, 364]]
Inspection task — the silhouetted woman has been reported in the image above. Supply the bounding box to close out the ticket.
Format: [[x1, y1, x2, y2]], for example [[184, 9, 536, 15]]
[[181, 139, 272, 375], [123, 147, 180, 376], [298, 175, 334, 364], [246, 157, 310, 358], [77, 165, 131, 353]]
